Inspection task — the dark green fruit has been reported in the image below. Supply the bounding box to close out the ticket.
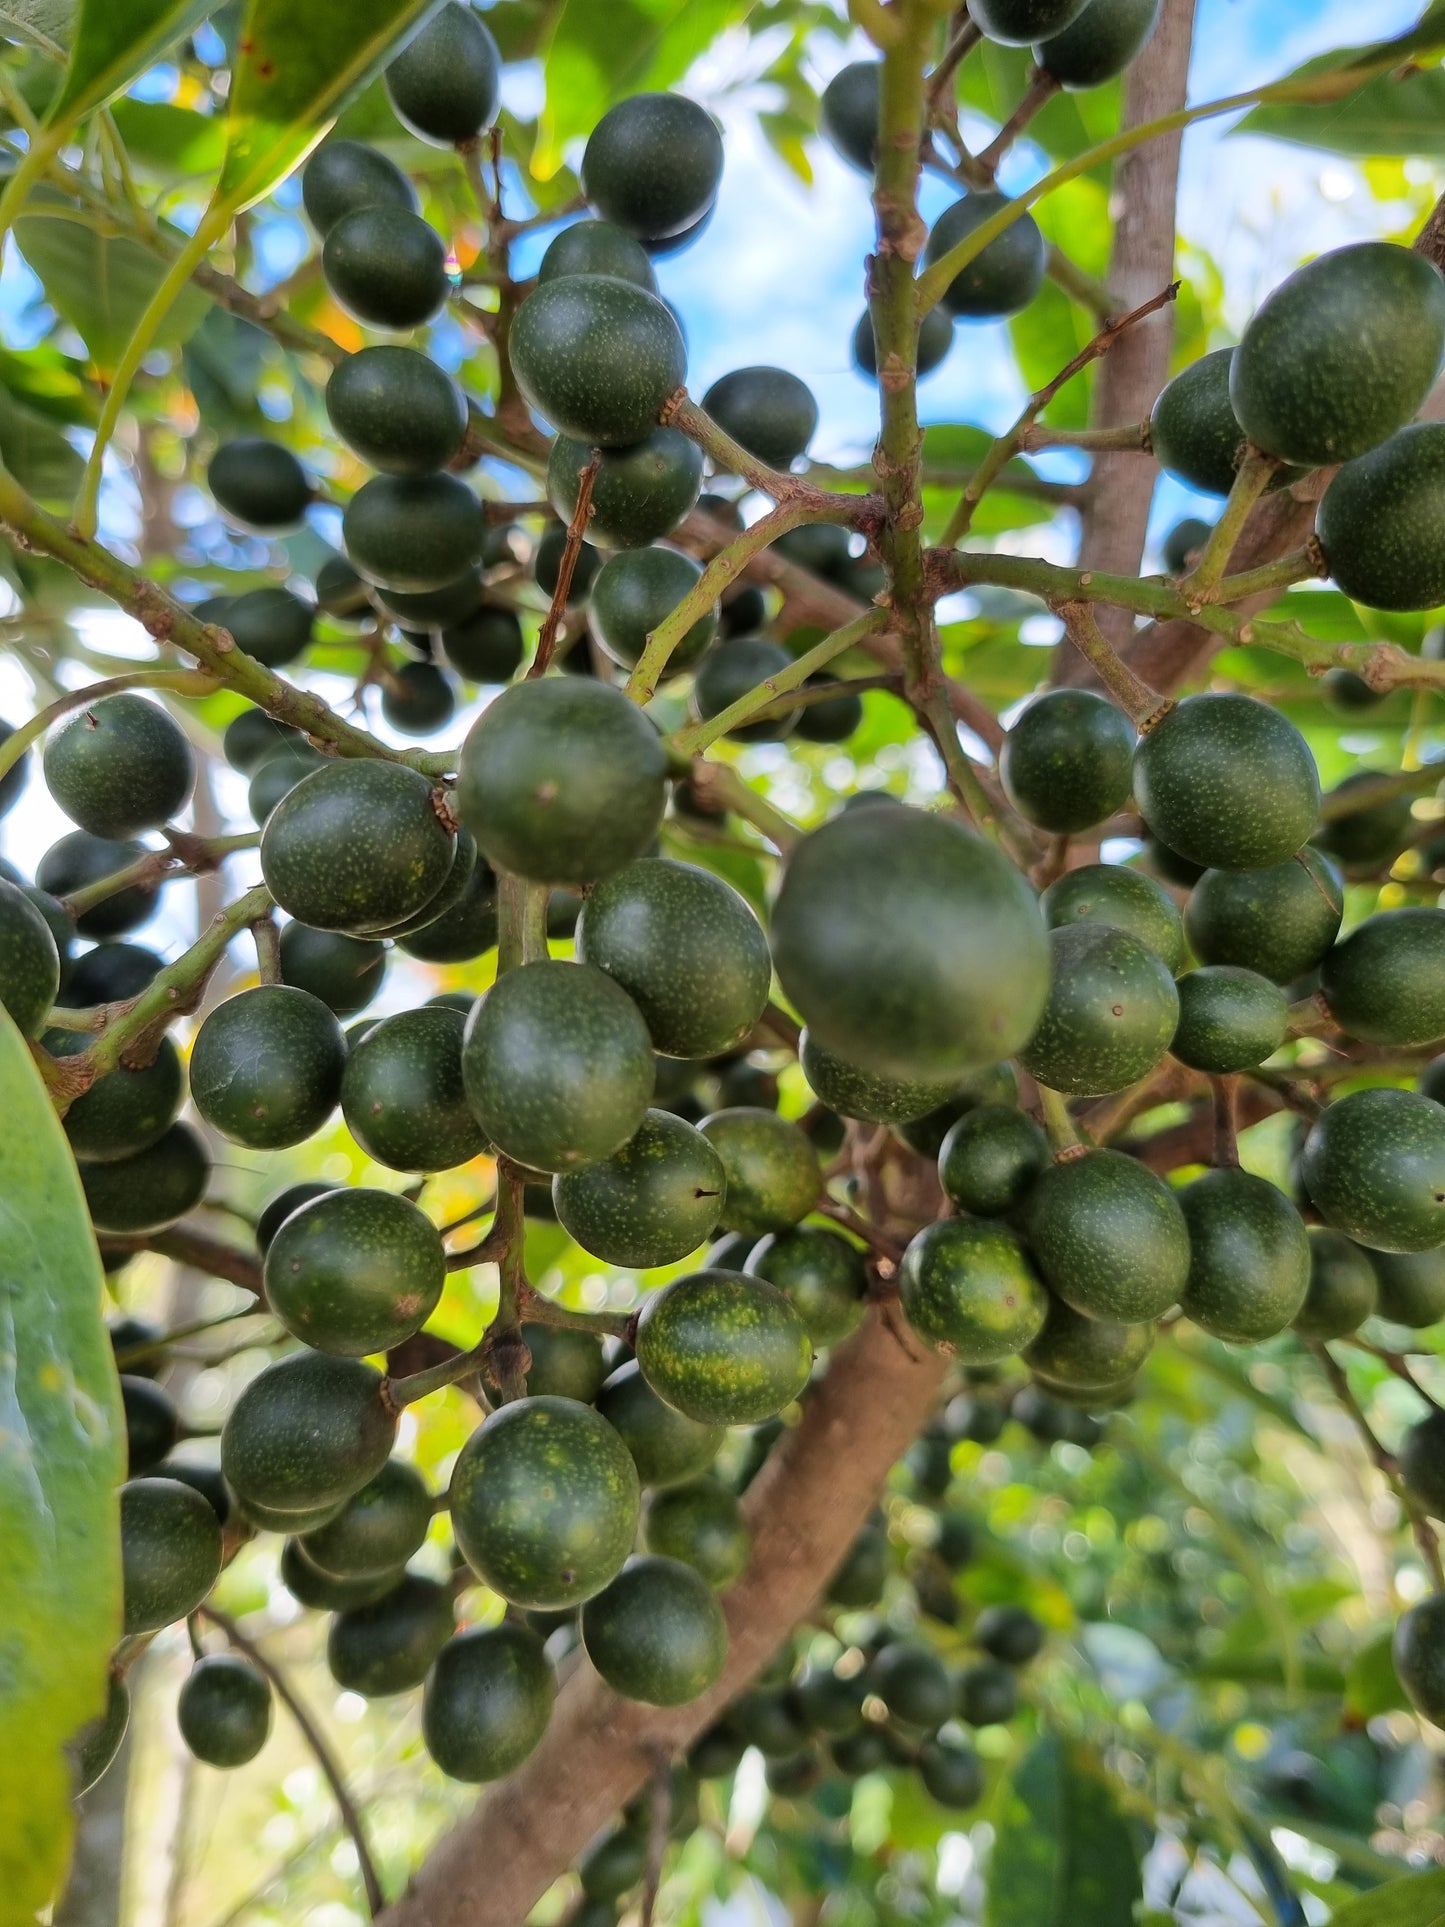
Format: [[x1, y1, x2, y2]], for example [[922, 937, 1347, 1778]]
[[343, 472, 484, 593], [975, 1604, 1044, 1664], [820, 60, 879, 170], [0, 879, 60, 1036], [853, 303, 954, 380], [1302, 1088, 1445, 1254], [799, 1029, 957, 1126], [208, 437, 311, 530], [222, 707, 300, 774], [596, 1360, 724, 1487], [1025, 1149, 1189, 1323], [548, 428, 700, 549], [121, 1375, 179, 1473], [443, 605, 524, 684], [315, 554, 372, 619], [223, 588, 315, 669], [829, 1730, 891, 1776], [1021, 923, 1179, 1097], [451, 1396, 640, 1608], [266, 1186, 444, 1357], [1322, 908, 1445, 1046], [534, 525, 600, 602], [58, 1030, 181, 1163], [1179, 1168, 1310, 1343], [461, 961, 653, 1172], [1315, 772, 1415, 877], [341, 1005, 484, 1172], [956, 1660, 1018, 1727], [249, 744, 327, 825], [644, 1479, 749, 1587], [553, 1109, 726, 1268], [1231, 242, 1445, 465], [329, 1574, 454, 1697], [302, 139, 416, 236], [774, 521, 854, 583], [80, 1122, 209, 1233], [689, 1718, 748, 1779], [68, 940, 161, 1007], [510, 275, 686, 447], [178, 1656, 271, 1768], [326, 346, 467, 474], [582, 1555, 727, 1705], [398, 859, 499, 965], [241, 1493, 347, 1535], [870, 1643, 952, 1728], [256, 1179, 338, 1255], [692, 636, 799, 742], [1373, 1249, 1445, 1327], [1161, 517, 1212, 576], [384, 0, 499, 145], [423, 1624, 555, 1782], [729, 1686, 808, 1757], [1400, 1411, 1445, 1519], [300, 1458, 432, 1577], [792, 674, 865, 744], [523, 1324, 607, 1403], [1423, 1057, 1445, 1106], [368, 823, 478, 940], [221, 1352, 396, 1519], [920, 1739, 984, 1809], [698, 1109, 820, 1236], [110, 1315, 162, 1377], [828, 1515, 888, 1607], [1001, 690, 1134, 834], [38, 832, 157, 939], [1136, 694, 1319, 871], [1036, 0, 1161, 85], [322, 204, 449, 328], [191, 985, 343, 1150], [900, 1220, 1048, 1362], [1024, 1299, 1153, 1393], [581, 93, 723, 241], [0, 718, 26, 818], [120, 1477, 223, 1634], [458, 678, 667, 885], [795, 1663, 865, 1737], [1171, 965, 1288, 1073], [1184, 849, 1343, 984], [635, 1268, 812, 1425], [1293, 1227, 1379, 1340], [73, 1675, 130, 1793], [579, 1829, 648, 1903], [590, 546, 716, 673], [279, 924, 385, 1020], [1317, 424, 1445, 611], [1325, 666, 1385, 712], [1041, 864, 1184, 974], [261, 760, 456, 934], [44, 694, 193, 838], [700, 367, 817, 469], [1150, 347, 1252, 497], [577, 857, 770, 1060], [923, 192, 1046, 319], [279, 1540, 399, 1612], [771, 803, 1049, 1082], [939, 1105, 1049, 1218], [746, 1225, 868, 1347], [158, 1460, 231, 1526], [539, 219, 658, 292], [971, 0, 1087, 39], [1394, 1592, 1445, 1722], [375, 573, 482, 632]]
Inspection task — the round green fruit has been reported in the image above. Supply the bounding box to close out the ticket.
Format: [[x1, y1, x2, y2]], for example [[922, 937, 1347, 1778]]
[[222, 587, 314, 669], [55, 1031, 181, 1162], [265, 1186, 444, 1358], [398, 860, 498, 965], [121, 1375, 178, 1474], [67, 940, 160, 1007], [1394, 1593, 1445, 1722], [221, 1352, 396, 1518], [1179, 1168, 1310, 1344], [249, 744, 327, 825], [322, 205, 449, 329], [423, 1624, 555, 1783], [644, 1479, 750, 1587], [523, 1324, 607, 1403], [553, 1109, 726, 1268], [1302, 1088, 1445, 1254], [582, 1555, 727, 1705], [450, 1396, 640, 1609], [1040, 864, 1185, 974], [745, 1225, 868, 1348], [579, 1829, 648, 1903], [279, 1540, 399, 1612], [1025, 1149, 1189, 1323], [596, 1360, 724, 1488], [38, 831, 157, 939], [692, 636, 799, 742], [899, 1220, 1049, 1362], [700, 367, 817, 469], [1317, 423, 1445, 611], [0, 879, 60, 1036], [261, 760, 455, 934], [956, 1660, 1018, 1727], [1373, 1249, 1445, 1328], [208, 437, 311, 530], [325, 345, 467, 475], [315, 554, 371, 619], [190, 985, 344, 1150], [971, 0, 1087, 41], [1314, 771, 1415, 877], [1184, 849, 1344, 984], [698, 1109, 820, 1236], [343, 472, 484, 593], [549, 428, 700, 551], [384, 1, 499, 146], [370, 824, 478, 939], [591, 546, 716, 673], [938, 1104, 1049, 1218], [792, 673, 865, 744], [120, 1477, 223, 1634], [279, 924, 385, 1020], [299, 1458, 431, 1578], [920, 1739, 984, 1810], [533, 525, 600, 602], [1134, 694, 1319, 871], [1293, 1227, 1379, 1340], [635, 1268, 813, 1425], [443, 604, 525, 684], [341, 1005, 484, 1172], [869, 1643, 952, 1729], [581, 93, 722, 241], [1170, 965, 1288, 1073], [796, 1663, 866, 1737], [1400, 1411, 1445, 1519], [44, 693, 193, 839], [1321, 908, 1445, 1046], [1036, 0, 1161, 86], [224, 707, 301, 774], [80, 1122, 209, 1234], [975, 1604, 1044, 1664], [256, 1180, 338, 1256], [178, 1656, 271, 1768], [820, 61, 879, 170], [301, 139, 415, 236], [1000, 690, 1134, 833], [828, 1516, 888, 1608], [853, 303, 954, 380], [538, 218, 658, 292], [1150, 347, 1255, 497], [1024, 1298, 1154, 1392], [510, 275, 686, 447], [328, 1574, 454, 1697], [923, 191, 1047, 318], [799, 1028, 957, 1125], [1020, 922, 1179, 1097], [375, 574, 481, 632]]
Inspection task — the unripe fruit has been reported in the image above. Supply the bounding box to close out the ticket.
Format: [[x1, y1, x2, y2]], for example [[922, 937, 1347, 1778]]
[[701, 367, 818, 469], [799, 1029, 957, 1126], [301, 139, 416, 237], [923, 193, 1047, 319], [853, 304, 954, 380], [443, 604, 525, 684], [1133, 694, 1319, 871], [222, 707, 300, 774], [820, 62, 880, 171], [1315, 772, 1415, 877], [261, 760, 456, 934], [226, 587, 315, 669], [73, 1675, 130, 1794], [634, 1268, 813, 1425], [1394, 1592, 1445, 1723], [1041, 864, 1185, 974], [1301, 1088, 1445, 1254], [692, 636, 799, 741], [510, 275, 687, 447], [644, 1478, 750, 1587], [1179, 1169, 1311, 1344], [591, 546, 716, 672], [538, 219, 658, 292], [1025, 1149, 1189, 1324], [1373, 1250, 1445, 1328], [553, 1110, 726, 1268], [1024, 1299, 1154, 1394], [328, 1574, 454, 1697], [423, 1624, 555, 1782], [1321, 908, 1445, 1046], [341, 1005, 485, 1172], [1036, 0, 1162, 86], [971, 0, 1088, 43], [870, 1643, 953, 1728], [344, 472, 484, 593], [120, 1477, 223, 1634], [384, 1, 500, 146], [221, 1352, 396, 1519], [44, 694, 193, 839], [1170, 965, 1288, 1074], [582, 1555, 728, 1705], [178, 1656, 271, 1768], [939, 1105, 1049, 1218], [1292, 1227, 1378, 1341], [278, 924, 385, 1020], [208, 438, 311, 530], [325, 346, 468, 474], [581, 93, 723, 242], [121, 1375, 179, 1474], [699, 1108, 821, 1236], [1020, 923, 1179, 1097], [52, 1029, 182, 1162], [39, 831, 160, 939], [80, 1122, 209, 1234], [1317, 423, 1445, 612], [899, 1220, 1049, 1363], [322, 206, 450, 329], [264, 1186, 445, 1357], [534, 524, 601, 602], [1184, 849, 1343, 984], [190, 985, 344, 1150], [300, 1459, 432, 1579], [279, 1540, 400, 1613], [596, 1360, 724, 1488], [1001, 689, 1134, 833], [549, 427, 701, 551], [0, 878, 60, 1036]]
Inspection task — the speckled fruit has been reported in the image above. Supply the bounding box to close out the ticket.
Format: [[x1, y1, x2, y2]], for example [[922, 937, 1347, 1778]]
[[1171, 965, 1288, 1073], [582, 1555, 727, 1705], [0, 879, 60, 1036], [222, 587, 315, 669], [1301, 1088, 1445, 1253], [1179, 1169, 1310, 1344], [698, 1109, 820, 1236], [770, 803, 1050, 1082], [553, 1109, 726, 1268], [523, 1324, 607, 1403], [451, 1397, 640, 1608], [899, 1220, 1049, 1362], [344, 472, 484, 593], [691, 635, 799, 741], [298, 1457, 432, 1580], [261, 761, 455, 935], [1293, 1227, 1379, 1340], [1037, 0, 1161, 85], [1184, 849, 1343, 984], [1134, 694, 1319, 871], [596, 1360, 724, 1487], [1373, 1249, 1445, 1328], [279, 924, 385, 1020], [1041, 864, 1184, 973], [538, 218, 658, 291], [939, 1104, 1049, 1218], [315, 554, 371, 619], [701, 367, 817, 468], [279, 1541, 399, 1612], [325, 345, 467, 474], [120, 1477, 223, 1634], [398, 860, 499, 965], [510, 275, 686, 446], [1394, 1593, 1445, 1722], [328, 1574, 454, 1697], [341, 1005, 484, 1172], [369, 825, 478, 940], [208, 438, 311, 530], [549, 428, 700, 549], [191, 986, 344, 1150], [384, 1, 499, 145], [256, 1180, 338, 1256], [746, 1224, 868, 1347], [799, 1029, 958, 1125], [1321, 908, 1445, 1047], [38, 831, 158, 939], [635, 1269, 812, 1425], [1025, 1298, 1154, 1393], [322, 205, 449, 329], [301, 139, 415, 237], [1150, 347, 1254, 497], [1315, 772, 1416, 877], [52, 1030, 181, 1162], [644, 1479, 750, 1587], [423, 1624, 555, 1782], [1001, 690, 1134, 833], [1021, 923, 1179, 1097], [1317, 424, 1445, 611], [582, 93, 722, 241], [1026, 1149, 1189, 1323], [67, 940, 160, 1007], [971, 0, 1088, 40], [591, 546, 716, 673], [44, 694, 193, 839], [265, 1186, 443, 1358], [923, 192, 1047, 318], [80, 1122, 209, 1234], [249, 744, 326, 825], [121, 1376, 178, 1473], [221, 1352, 396, 1519], [443, 605, 525, 685], [178, 1656, 271, 1768]]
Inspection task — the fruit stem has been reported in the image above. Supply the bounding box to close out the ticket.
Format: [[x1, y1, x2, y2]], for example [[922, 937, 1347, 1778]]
[[252, 913, 283, 986], [1051, 602, 1171, 731], [1208, 544, 1325, 604], [1210, 1075, 1240, 1170], [975, 69, 1061, 181], [1036, 1085, 1088, 1158], [667, 395, 868, 516], [111, 1307, 263, 1372], [669, 608, 889, 755], [529, 452, 599, 677], [0, 667, 220, 788], [681, 762, 804, 853], [913, 685, 1035, 862], [923, 14, 982, 122], [1342, 1337, 1445, 1414], [1317, 762, 1445, 822], [58, 829, 260, 919], [1179, 450, 1279, 601]]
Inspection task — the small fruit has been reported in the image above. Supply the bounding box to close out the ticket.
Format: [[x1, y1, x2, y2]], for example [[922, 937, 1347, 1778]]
[[376, 575, 481, 632], [523, 1324, 607, 1403], [1000, 690, 1134, 833], [692, 636, 799, 742], [341, 1004, 484, 1172], [1024, 1299, 1154, 1393], [1036, 0, 1162, 86], [746, 1225, 868, 1348], [923, 193, 1046, 319], [38, 831, 158, 939], [55, 1031, 182, 1162], [261, 760, 456, 934], [870, 1643, 952, 1728], [1150, 348, 1253, 497], [0, 878, 60, 1036], [853, 304, 954, 380], [548, 428, 700, 550], [793, 674, 865, 743], [579, 1828, 648, 1902], [596, 1360, 724, 1488], [265, 1186, 444, 1357], [582, 1555, 728, 1704], [1020, 923, 1179, 1097], [208, 437, 312, 530], [443, 605, 525, 684], [975, 1604, 1044, 1664], [1041, 864, 1185, 974], [1317, 422, 1445, 612], [325, 346, 468, 474], [1133, 694, 1319, 871], [828, 1516, 888, 1607], [300, 1459, 432, 1578], [221, 1352, 396, 1519], [301, 139, 416, 236], [900, 1220, 1048, 1362], [279, 1541, 399, 1612], [970, 0, 1088, 43], [956, 1660, 1018, 1727], [1394, 1593, 1445, 1722], [700, 367, 818, 469], [938, 1105, 1049, 1218], [538, 219, 658, 292], [249, 744, 326, 825], [80, 1122, 209, 1234], [1372, 1249, 1445, 1328], [581, 93, 723, 241], [178, 1656, 271, 1768], [398, 857, 499, 964], [698, 1109, 820, 1235], [44, 694, 193, 839], [158, 1461, 231, 1526], [591, 546, 716, 673], [191, 985, 344, 1150], [344, 472, 484, 593], [1025, 1149, 1189, 1323], [820, 61, 879, 171], [1161, 517, 1212, 575], [553, 1110, 726, 1268], [1321, 908, 1445, 1046], [67, 940, 161, 1007], [121, 1375, 179, 1473], [1293, 1227, 1379, 1340], [796, 1663, 866, 1736], [322, 205, 450, 329], [224, 587, 316, 669], [799, 1029, 958, 1125], [1179, 1169, 1310, 1344], [1301, 1088, 1445, 1254], [316, 555, 372, 619], [278, 924, 385, 1020], [328, 1574, 454, 1697], [509, 275, 686, 447], [1401, 1411, 1445, 1519], [423, 1624, 555, 1782], [634, 1268, 813, 1425], [644, 1479, 750, 1587], [1184, 849, 1343, 984], [1170, 965, 1288, 1073], [120, 1477, 223, 1634], [384, 1, 500, 146], [534, 525, 601, 602]]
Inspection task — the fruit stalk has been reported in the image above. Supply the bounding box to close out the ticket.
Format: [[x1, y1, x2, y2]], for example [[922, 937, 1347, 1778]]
[[666, 395, 866, 514], [1179, 449, 1279, 599], [975, 70, 1061, 180], [923, 12, 983, 121], [529, 451, 600, 678], [1050, 603, 1170, 730], [58, 829, 260, 919], [669, 607, 888, 754]]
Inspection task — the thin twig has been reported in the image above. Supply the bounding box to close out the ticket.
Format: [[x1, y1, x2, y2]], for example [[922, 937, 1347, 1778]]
[[530, 453, 599, 677], [1051, 602, 1171, 730], [975, 69, 1061, 179]]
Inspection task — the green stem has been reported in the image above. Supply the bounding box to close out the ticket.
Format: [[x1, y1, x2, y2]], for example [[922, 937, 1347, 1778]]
[[0, 124, 62, 260], [113, 1308, 263, 1371], [682, 762, 805, 853], [1180, 451, 1278, 599], [667, 394, 869, 515], [670, 609, 888, 755], [1036, 1085, 1085, 1155], [1203, 544, 1324, 604], [915, 686, 1032, 860], [1318, 762, 1444, 820], [0, 667, 219, 788]]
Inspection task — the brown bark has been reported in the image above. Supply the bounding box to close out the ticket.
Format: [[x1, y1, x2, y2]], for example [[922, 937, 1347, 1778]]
[[376, 1312, 946, 1927]]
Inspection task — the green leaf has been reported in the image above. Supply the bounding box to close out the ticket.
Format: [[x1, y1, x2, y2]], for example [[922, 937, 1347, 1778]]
[[0, 0, 74, 55], [46, 0, 211, 127], [0, 380, 83, 504], [0, 1002, 126, 1923], [13, 202, 210, 374], [110, 98, 226, 178], [1237, 66, 1445, 157], [1328, 1870, 1445, 1926], [985, 1736, 1142, 1927], [1344, 1630, 1408, 1722], [214, 0, 439, 215]]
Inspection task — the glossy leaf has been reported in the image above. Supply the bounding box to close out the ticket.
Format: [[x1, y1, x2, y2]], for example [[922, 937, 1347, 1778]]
[[1328, 1871, 1445, 1927], [985, 1736, 1142, 1927], [0, 1002, 126, 1922], [1239, 66, 1445, 156], [46, 0, 211, 127], [0, 0, 74, 53], [13, 203, 210, 374], [0, 380, 83, 504], [110, 98, 227, 178]]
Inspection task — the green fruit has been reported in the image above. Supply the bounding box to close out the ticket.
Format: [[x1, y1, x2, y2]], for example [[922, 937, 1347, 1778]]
[[249, 744, 327, 825], [73, 1674, 130, 1793], [1394, 1592, 1445, 1722], [972, 0, 1088, 38], [52, 1030, 182, 1162], [920, 1738, 984, 1809], [793, 673, 865, 743], [1325, 666, 1386, 712], [1400, 1411, 1445, 1517], [1000, 690, 1134, 833], [221, 1352, 396, 1518], [279, 924, 385, 1020], [1024, 1298, 1154, 1392], [68, 940, 160, 1006], [191, 985, 343, 1150], [596, 1360, 724, 1487], [870, 1643, 952, 1728], [316, 554, 372, 619], [1303, 1088, 1445, 1254], [300, 1458, 432, 1577], [1184, 849, 1343, 984], [121, 1375, 179, 1473], [900, 1220, 1048, 1362], [582, 93, 723, 241], [1041, 864, 1184, 974], [384, 0, 499, 145], [1322, 908, 1445, 1046], [225, 587, 315, 670], [1422, 1056, 1445, 1106], [0, 879, 60, 1036], [423, 1624, 555, 1782], [1294, 1227, 1379, 1339], [110, 1315, 163, 1378], [329, 1573, 454, 1697], [375, 573, 482, 631], [344, 472, 484, 593], [120, 1477, 223, 1634], [577, 857, 770, 1060], [510, 275, 686, 447], [774, 521, 855, 583], [44, 694, 193, 839], [1317, 424, 1445, 611], [591, 546, 716, 673], [523, 1324, 607, 1403], [1021, 923, 1179, 1097], [80, 1122, 209, 1233], [1162, 517, 1212, 576], [1025, 1149, 1189, 1323], [828, 1515, 888, 1607], [1231, 242, 1445, 466], [796, 1663, 866, 1737], [1135, 694, 1319, 871], [956, 1660, 1018, 1727], [1170, 965, 1288, 1073], [256, 1180, 338, 1255], [582, 1554, 727, 1705], [923, 192, 1046, 318], [178, 1656, 271, 1768], [1373, 1249, 1445, 1327], [938, 1104, 1049, 1218], [698, 1109, 820, 1235], [0, 718, 26, 819], [223, 707, 300, 774], [1036, 0, 1161, 85], [240, 1493, 346, 1535], [853, 303, 954, 380], [451, 1396, 640, 1608], [38, 831, 158, 939], [398, 859, 499, 965], [1150, 348, 1251, 497], [692, 635, 799, 742], [746, 1225, 868, 1347], [279, 1540, 400, 1612], [208, 438, 312, 530], [341, 1005, 484, 1172], [461, 961, 653, 1172], [635, 1268, 813, 1424], [549, 429, 700, 552], [457, 678, 667, 885], [534, 525, 601, 602], [157, 1461, 231, 1526], [326, 346, 467, 475], [443, 605, 524, 684], [302, 139, 415, 235], [367, 824, 478, 941], [323, 204, 449, 328], [644, 1478, 749, 1587], [1179, 1168, 1310, 1343], [700, 367, 817, 469], [266, 1186, 444, 1357], [771, 803, 1050, 1082], [553, 1109, 726, 1268], [1315, 772, 1415, 877], [539, 219, 658, 292], [799, 1029, 957, 1125], [579, 1828, 648, 1902], [261, 760, 456, 934], [829, 1729, 890, 1776], [819, 60, 879, 170], [897, 1064, 1020, 1159], [975, 1604, 1044, 1664]]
